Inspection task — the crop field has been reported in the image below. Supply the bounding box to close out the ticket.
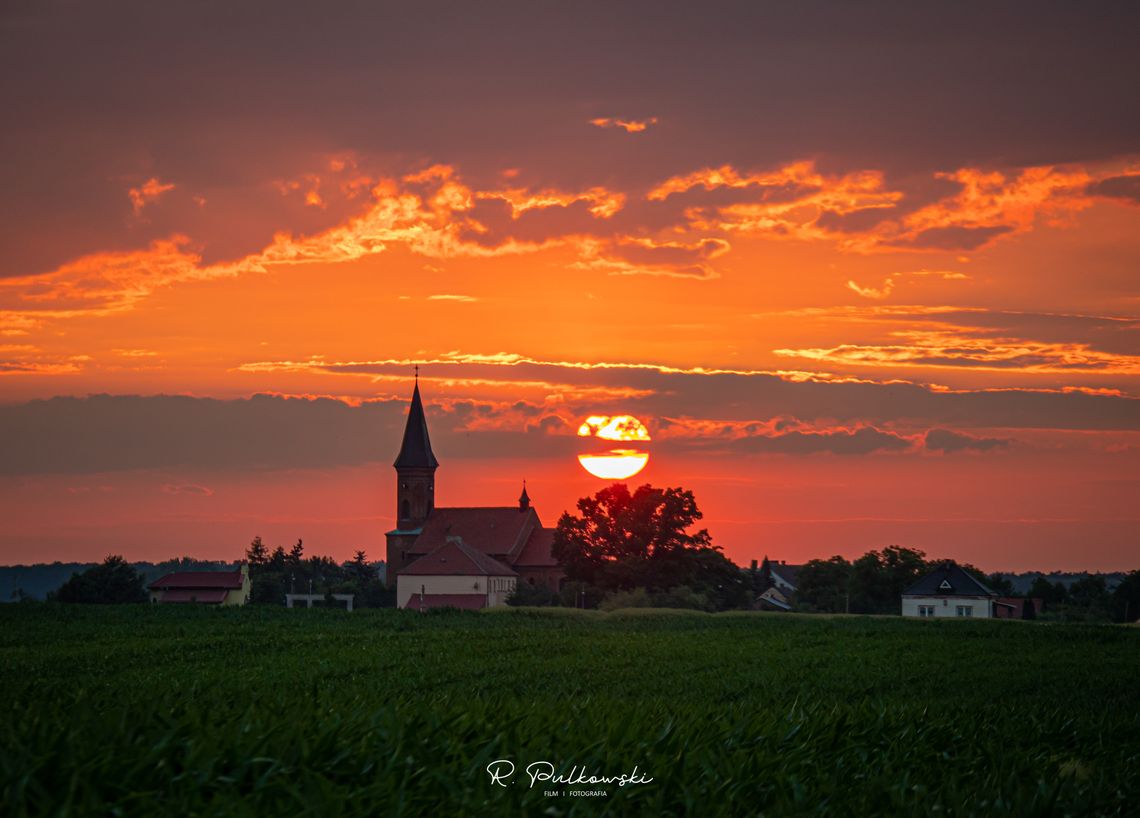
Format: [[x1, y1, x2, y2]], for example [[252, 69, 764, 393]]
[[2, 606, 1138, 817]]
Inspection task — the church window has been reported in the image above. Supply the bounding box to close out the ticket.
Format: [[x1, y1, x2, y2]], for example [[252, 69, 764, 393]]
[[401, 499, 411, 520]]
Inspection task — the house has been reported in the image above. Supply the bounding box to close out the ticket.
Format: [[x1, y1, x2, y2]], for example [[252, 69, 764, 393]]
[[149, 563, 250, 605], [901, 561, 996, 618], [754, 586, 792, 612], [386, 376, 564, 611], [770, 562, 801, 594]]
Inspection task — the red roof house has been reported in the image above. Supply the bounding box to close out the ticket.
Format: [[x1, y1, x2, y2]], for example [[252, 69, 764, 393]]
[[148, 563, 250, 605]]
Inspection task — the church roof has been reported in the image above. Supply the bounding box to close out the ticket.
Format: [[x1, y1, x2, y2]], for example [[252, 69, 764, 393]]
[[410, 506, 539, 560], [903, 561, 995, 597], [515, 527, 558, 567], [401, 538, 517, 577], [393, 381, 438, 469]]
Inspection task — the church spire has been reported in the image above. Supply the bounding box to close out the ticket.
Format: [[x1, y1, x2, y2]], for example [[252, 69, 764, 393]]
[[519, 480, 530, 512], [394, 375, 438, 469]]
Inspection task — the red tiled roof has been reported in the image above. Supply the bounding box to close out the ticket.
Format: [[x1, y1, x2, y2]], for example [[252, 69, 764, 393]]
[[514, 527, 558, 567], [149, 568, 244, 590], [401, 539, 517, 577], [410, 507, 539, 560], [401, 593, 486, 611], [157, 588, 229, 604]]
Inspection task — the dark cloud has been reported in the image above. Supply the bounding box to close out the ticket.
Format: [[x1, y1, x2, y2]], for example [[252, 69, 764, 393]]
[[814, 206, 896, 234], [892, 225, 1015, 251], [0, 393, 581, 475], [3, 1, 1139, 275], [732, 426, 912, 455], [3, 353, 1135, 475], [924, 428, 1010, 453], [1086, 174, 1140, 205], [303, 359, 1140, 431]]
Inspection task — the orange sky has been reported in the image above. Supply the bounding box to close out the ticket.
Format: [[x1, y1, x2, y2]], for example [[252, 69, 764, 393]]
[[1, 2, 1138, 571]]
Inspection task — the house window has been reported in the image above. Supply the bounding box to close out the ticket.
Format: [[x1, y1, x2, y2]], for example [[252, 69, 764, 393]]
[[956, 605, 973, 617], [918, 605, 935, 617]]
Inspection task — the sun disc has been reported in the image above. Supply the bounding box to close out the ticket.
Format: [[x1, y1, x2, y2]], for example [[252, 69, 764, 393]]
[[577, 451, 650, 480]]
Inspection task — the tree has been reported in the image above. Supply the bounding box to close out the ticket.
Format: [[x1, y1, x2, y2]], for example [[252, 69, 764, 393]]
[[796, 556, 852, 613], [1021, 597, 1037, 620], [53, 555, 147, 604], [1028, 576, 1066, 606], [758, 556, 773, 593], [553, 483, 748, 610], [246, 536, 268, 567], [268, 546, 287, 571], [849, 546, 927, 614], [1112, 569, 1140, 623], [350, 550, 371, 581], [988, 572, 1014, 596], [288, 538, 305, 569]]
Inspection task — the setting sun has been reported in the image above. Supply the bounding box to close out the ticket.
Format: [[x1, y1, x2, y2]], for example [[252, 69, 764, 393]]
[[577, 415, 651, 479]]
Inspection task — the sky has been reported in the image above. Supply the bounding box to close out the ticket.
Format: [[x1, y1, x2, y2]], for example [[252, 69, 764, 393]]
[[1, 1, 1138, 571]]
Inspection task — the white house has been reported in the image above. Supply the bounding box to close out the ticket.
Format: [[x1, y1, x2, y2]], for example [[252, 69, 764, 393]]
[[901, 561, 996, 619], [396, 536, 518, 610]]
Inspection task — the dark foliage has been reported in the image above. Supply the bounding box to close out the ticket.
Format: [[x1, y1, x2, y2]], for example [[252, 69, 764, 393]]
[[52, 555, 147, 604], [553, 483, 749, 611]]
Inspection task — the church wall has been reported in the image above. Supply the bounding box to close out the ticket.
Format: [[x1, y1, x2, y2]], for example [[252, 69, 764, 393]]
[[397, 574, 517, 608]]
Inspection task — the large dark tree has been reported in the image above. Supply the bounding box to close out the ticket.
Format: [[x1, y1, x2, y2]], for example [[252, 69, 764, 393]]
[[796, 556, 852, 613], [553, 483, 748, 609], [53, 555, 147, 604], [849, 546, 928, 614]]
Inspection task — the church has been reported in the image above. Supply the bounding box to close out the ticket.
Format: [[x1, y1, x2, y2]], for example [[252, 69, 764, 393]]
[[386, 377, 564, 610]]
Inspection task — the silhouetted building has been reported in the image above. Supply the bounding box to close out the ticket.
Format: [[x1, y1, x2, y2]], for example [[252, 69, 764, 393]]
[[385, 377, 563, 609]]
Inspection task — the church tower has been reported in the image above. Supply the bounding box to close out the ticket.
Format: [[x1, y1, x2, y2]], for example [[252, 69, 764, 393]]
[[385, 374, 438, 583], [393, 374, 438, 529]]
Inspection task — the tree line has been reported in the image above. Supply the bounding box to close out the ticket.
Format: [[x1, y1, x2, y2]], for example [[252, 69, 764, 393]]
[[788, 548, 1140, 622], [243, 537, 393, 607]]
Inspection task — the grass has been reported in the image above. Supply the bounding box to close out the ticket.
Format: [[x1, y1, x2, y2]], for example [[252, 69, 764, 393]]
[[1, 604, 1138, 816]]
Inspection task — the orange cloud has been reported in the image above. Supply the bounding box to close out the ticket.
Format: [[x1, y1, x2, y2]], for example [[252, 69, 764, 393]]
[[590, 117, 658, 133], [478, 186, 625, 219], [571, 236, 729, 279], [847, 269, 969, 299], [128, 177, 175, 215], [775, 328, 1140, 375], [871, 166, 1094, 251]]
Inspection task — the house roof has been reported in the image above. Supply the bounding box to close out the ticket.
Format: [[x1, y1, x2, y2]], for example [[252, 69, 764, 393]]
[[393, 381, 439, 469], [410, 506, 539, 560], [149, 568, 244, 590], [515, 527, 558, 567], [903, 561, 995, 597], [770, 563, 801, 588], [156, 588, 229, 604], [402, 593, 487, 611], [401, 538, 518, 577]]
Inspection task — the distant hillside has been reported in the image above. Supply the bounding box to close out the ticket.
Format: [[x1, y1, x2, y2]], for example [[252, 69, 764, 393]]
[[998, 571, 1127, 595], [1, 559, 237, 601], [2, 558, 388, 601]]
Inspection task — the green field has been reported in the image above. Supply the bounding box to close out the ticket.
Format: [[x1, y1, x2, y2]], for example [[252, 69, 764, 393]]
[[2, 606, 1137, 817]]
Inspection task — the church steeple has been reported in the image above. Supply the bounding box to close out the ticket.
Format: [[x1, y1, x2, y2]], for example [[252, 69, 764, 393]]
[[393, 372, 438, 469], [393, 371, 437, 530], [519, 480, 530, 512]]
